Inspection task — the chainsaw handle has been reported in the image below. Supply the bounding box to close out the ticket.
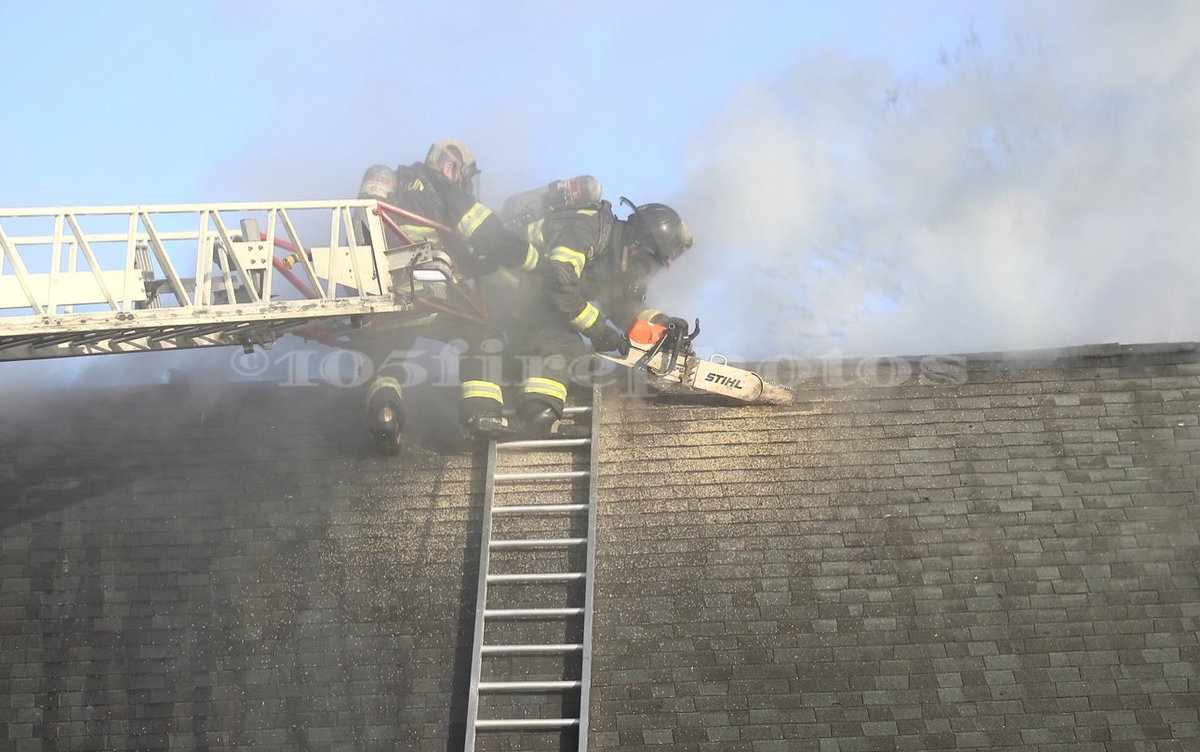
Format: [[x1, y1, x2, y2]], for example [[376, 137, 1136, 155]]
[[635, 327, 673, 374], [636, 317, 696, 376]]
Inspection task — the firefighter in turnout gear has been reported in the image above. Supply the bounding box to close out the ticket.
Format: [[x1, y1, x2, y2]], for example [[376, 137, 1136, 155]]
[[356, 140, 543, 452], [488, 196, 693, 436]]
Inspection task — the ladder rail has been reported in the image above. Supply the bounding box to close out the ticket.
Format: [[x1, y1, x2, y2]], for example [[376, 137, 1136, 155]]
[[464, 440, 498, 751], [578, 386, 600, 752]]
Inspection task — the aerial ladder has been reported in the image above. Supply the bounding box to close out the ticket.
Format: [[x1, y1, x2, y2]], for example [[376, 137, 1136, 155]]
[[0, 199, 471, 361]]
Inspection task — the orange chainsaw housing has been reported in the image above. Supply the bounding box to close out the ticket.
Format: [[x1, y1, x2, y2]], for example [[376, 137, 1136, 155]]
[[627, 318, 667, 346]]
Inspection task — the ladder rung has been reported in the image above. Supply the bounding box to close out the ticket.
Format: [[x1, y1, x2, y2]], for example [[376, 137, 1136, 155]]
[[477, 680, 582, 692], [503, 405, 591, 416], [484, 607, 584, 618], [497, 438, 591, 450], [488, 572, 586, 583], [493, 470, 589, 482], [490, 537, 586, 549], [475, 718, 580, 729], [493, 503, 588, 514], [505, 406, 590, 416], [480, 643, 584, 655]]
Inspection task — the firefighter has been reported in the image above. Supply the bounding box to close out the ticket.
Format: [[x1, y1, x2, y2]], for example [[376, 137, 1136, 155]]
[[358, 140, 541, 453], [487, 197, 693, 436]]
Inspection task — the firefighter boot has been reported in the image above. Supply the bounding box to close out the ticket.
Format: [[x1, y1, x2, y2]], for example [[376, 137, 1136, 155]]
[[462, 400, 517, 443], [464, 413, 518, 442], [367, 395, 403, 455], [519, 400, 591, 439], [515, 400, 569, 439], [366, 377, 404, 455], [461, 378, 518, 442]]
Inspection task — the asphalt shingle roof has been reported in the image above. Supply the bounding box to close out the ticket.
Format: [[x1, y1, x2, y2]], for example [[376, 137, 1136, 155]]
[[2, 342, 1198, 751]]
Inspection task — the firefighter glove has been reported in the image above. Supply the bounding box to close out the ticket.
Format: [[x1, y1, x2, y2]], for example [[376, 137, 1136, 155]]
[[464, 252, 501, 278], [589, 325, 629, 356]]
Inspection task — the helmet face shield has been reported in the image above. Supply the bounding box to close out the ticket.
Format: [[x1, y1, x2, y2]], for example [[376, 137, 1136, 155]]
[[660, 221, 693, 266], [461, 161, 482, 197], [620, 198, 693, 267]]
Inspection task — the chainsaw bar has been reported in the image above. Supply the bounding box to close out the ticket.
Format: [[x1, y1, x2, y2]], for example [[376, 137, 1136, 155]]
[[598, 343, 794, 405]]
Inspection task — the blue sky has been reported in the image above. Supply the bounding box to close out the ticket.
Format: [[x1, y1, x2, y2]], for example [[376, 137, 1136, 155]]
[[4, 1, 1199, 370], [0, 1, 995, 207]]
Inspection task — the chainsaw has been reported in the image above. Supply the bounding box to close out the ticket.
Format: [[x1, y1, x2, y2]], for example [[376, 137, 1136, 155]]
[[596, 316, 795, 405]]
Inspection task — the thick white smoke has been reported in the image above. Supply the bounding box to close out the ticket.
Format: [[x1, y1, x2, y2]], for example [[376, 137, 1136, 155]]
[[657, 0, 1200, 358]]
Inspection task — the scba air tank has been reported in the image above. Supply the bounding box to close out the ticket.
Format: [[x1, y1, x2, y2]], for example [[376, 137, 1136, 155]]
[[501, 175, 603, 226], [358, 165, 397, 200]]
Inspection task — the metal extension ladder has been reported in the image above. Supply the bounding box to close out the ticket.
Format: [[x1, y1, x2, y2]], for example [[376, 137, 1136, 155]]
[[465, 389, 601, 750]]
